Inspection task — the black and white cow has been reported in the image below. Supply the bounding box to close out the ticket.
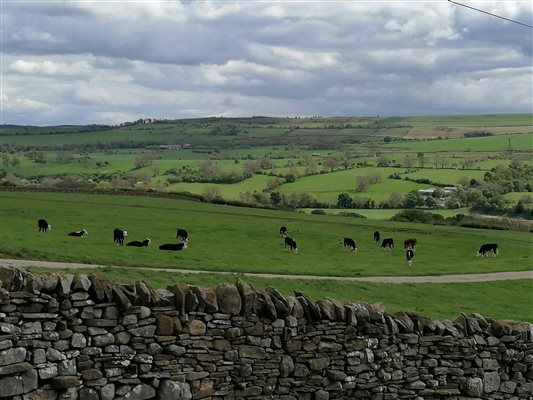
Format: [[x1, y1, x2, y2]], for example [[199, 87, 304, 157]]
[[127, 239, 151, 247], [381, 238, 394, 250], [373, 231, 380, 244], [159, 242, 187, 251], [476, 243, 498, 257], [68, 229, 88, 237], [113, 228, 128, 246], [406, 249, 414, 266], [279, 226, 287, 237], [343, 237, 357, 252], [284, 236, 298, 253], [38, 219, 51, 232], [176, 228, 188, 243], [403, 238, 417, 251]]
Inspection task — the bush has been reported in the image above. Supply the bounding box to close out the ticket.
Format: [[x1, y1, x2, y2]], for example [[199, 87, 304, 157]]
[[390, 210, 441, 224], [311, 209, 326, 215], [338, 212, 367, 219]]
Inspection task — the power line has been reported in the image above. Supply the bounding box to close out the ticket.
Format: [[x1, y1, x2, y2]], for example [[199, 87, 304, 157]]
[[448, 0, 533, 29]]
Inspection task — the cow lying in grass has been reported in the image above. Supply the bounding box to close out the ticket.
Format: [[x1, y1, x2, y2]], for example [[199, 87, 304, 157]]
[[68, 229, 88, 237], [176, 228, 188, 243], [127, 239, 151, 247], [159, 242, 187, 251]]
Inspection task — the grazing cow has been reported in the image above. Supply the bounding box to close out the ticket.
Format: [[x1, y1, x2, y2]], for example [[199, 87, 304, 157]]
[[403, 238, 417, 251], [127, 239, 151, 247], [373, 231, 380, 244], [279, 226, 287, 237], [38, 219, 51, 232], [113, 228, 128, 246], [284, 236, 299, 253], [68, 229, 88, 237], [159, 242, 187, 251], [343, 237, 357, 252], [381, 238, 394, 250], [476, 243, 498, 257], [176, 228, 188, 243], [406, 249, 414, 266]]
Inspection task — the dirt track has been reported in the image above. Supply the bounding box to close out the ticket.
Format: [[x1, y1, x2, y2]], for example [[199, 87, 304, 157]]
[[1, 258, 532, 284]]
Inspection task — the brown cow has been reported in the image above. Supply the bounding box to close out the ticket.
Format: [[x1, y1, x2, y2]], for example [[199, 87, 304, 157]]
[[403, 238, 417, 251]]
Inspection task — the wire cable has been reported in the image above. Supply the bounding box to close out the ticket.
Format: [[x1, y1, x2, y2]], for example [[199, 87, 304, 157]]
[[448, 0, 533, 29]]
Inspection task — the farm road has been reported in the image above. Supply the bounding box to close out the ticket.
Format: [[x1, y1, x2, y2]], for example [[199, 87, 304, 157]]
[[1, 258, 532, 283]]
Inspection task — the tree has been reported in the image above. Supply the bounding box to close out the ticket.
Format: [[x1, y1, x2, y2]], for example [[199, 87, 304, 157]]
[[203, 186, 221, 202], [417, 152, 426, 168], [376, 154, 389, 166], [337, 193, 353, 209], [134, 154, 155, 169], [340, 154, 352, 170], [257, 157, 274, 170], [199, 159, 221, 179], [356, 176, 370, 192], [56, 152, 74, 163], [403, 190, 425, 208], [388, 192, 404, 208], [302, 154, 317, 174], [1, 153, 11, 167], [403, 156, 415, 168], [323, 157, 340, 172], [270, 191, 282, 205]]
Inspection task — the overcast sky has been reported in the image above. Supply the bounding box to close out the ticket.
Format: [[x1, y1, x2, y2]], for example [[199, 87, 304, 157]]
[[1, 0, 532, 126]]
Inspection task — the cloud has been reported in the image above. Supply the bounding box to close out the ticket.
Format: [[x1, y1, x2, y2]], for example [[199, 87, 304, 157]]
[[1, 1, 531, 125], [10, 59, 92, 78]]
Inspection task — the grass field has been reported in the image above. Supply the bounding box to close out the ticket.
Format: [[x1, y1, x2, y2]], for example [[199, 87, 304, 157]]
[[164, 174, 272, 199], [384, 133, 533, 153], [403, 169, 487, 185], [299, 208, 467, 220], [1, 191, 531, 278]]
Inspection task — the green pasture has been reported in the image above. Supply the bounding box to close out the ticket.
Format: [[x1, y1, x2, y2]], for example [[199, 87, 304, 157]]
[[277, 167, 407, 193], [1, 192, 531, 278], [299, 208, 467, 220], [384, 133, 532, 153], [354, 180, 430, 202], [385, 114, 533, 127], [163, 174, 272, 199], [276, 168, 430, 202], [23, 267, 532, 322], [403, 169, 487, 186], [503, 192, 533, 202]]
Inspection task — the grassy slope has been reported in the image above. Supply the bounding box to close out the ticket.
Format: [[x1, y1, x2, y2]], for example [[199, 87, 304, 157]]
[[1, 192, 531, 277], [384, 133, 533, 152]]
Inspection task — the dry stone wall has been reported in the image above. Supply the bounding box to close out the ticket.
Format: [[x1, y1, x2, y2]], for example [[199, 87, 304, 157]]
[[0, 267, 532, 400]]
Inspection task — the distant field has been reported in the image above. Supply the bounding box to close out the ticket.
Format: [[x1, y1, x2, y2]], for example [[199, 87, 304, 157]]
[[1, 191, 531, 278], [164, 174, 272, 199], [276, 168, 430, 202], [387, 114, 533, 127], [385, 133, 533, 152], [403, 169, 487, 185], [299, 208, 467, 220], [503, 192, 533, 202]]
